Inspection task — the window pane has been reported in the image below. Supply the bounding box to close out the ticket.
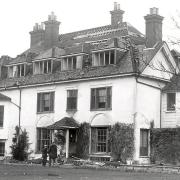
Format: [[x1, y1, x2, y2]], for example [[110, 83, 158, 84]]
[[105, 51, 109, 65], [97, 88, 106, 108], [0, 106, 4, 127], [110, 51, 115, 64], [48, 60, 52, 73], [0, 142, 5, 156], [97, 128, 107, 153], [67, 90, 77, 110], [21, 64, 25, 76], [140, 129, 149, 156], [99, 53, 104, 66], [17, 65, 21, 77], [43, 93, 50, 111], [44, 61, 47, 73], [167, 93, 176, 111], [37, 92, 54, 112], [72, 57, 76, 69]]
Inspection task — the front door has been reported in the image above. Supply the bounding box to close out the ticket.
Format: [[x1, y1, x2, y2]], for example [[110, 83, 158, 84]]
[[69, 129, 77, 155]]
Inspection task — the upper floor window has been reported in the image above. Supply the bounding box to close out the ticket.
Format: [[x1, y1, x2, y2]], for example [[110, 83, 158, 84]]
[[167, 93, 176, 111], [8, 64, 25, 78], [0, 106, 4, 127], [61, 55, 82, 71], [92, 50, 115, 67], [33, 60, 52, 74], [37, 92, 54, 113], [91, 87, 112, 110], [67, 90, 78, 111]]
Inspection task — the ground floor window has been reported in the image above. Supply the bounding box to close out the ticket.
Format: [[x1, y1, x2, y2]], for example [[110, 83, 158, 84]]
[[140, 129, 149, 156], [0, 142, 5, 156], [91, 127, 109, 153], [36, 128, 52, 152]]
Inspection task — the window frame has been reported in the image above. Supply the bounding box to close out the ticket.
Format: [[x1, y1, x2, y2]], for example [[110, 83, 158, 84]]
[[167, 93, 176, 111], [61, 56, 78, 71], [140, 129, 149, 157], [66, 89, 78, 111], [90, 86, 112, 111], [96, 127, 108, 153], [0, 106, 4, 127], [0, 142, 5, 156], [33, 60, 52, 75], [92, 50, 115, 67], [8, 64, 26, 78], [36, 128, 52, 153], [37, 91, 55, 113], [91, 127, 110, 154]]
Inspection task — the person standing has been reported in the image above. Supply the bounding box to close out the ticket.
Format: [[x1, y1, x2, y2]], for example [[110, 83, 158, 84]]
[[48, 142, 57, 166], [41, 145, 48, 167]]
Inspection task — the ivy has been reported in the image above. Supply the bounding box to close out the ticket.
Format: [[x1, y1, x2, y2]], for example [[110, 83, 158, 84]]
[[75, 122, 90, 159], [109, 123, 134, 163], [150, 128, 180, 164]]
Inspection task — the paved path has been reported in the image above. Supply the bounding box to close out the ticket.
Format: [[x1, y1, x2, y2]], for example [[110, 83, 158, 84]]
[[0, 164, 180, 180]]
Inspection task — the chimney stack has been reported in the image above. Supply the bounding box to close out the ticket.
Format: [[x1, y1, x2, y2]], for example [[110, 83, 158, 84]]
[[29, 23, 45, 48], [44, 12, 60, 50], [144, 7, 164, 48], [110, 2, 124, 27]]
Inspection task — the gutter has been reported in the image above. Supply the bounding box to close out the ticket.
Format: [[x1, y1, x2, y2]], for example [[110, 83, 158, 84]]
[[0, 72, 137, 91]]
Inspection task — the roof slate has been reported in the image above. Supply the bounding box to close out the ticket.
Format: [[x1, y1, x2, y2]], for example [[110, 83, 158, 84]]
[[47, 117, 79, 129], [0, 51, 134, 88]]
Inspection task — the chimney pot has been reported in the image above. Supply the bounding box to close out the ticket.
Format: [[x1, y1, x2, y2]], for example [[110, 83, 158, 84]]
[[150, 7, 159, 15], [117, 4, 120, 10], [114, 2, 118, 10]]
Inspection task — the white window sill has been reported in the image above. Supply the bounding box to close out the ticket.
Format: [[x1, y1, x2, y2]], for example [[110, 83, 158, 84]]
[[139, 156, 150, 158], [165, 110, 176, 113]]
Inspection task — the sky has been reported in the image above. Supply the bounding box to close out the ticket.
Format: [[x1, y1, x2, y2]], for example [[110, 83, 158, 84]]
[[0, 0, 180, 57]]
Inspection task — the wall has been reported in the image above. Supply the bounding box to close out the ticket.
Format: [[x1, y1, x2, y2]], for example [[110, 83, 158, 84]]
[[1, 76, 136, 157], [133, 78, 161, 164], [161, 92, 180, 128], [0, 95, 19, 157], [142, 43, 176, 81]]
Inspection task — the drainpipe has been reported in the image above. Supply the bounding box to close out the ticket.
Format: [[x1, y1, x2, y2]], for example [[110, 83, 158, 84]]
[[160, 89, 162, 128], [7, 86, 22, 142], [133, 75, 138, 161], [18, 88, 22, 139]]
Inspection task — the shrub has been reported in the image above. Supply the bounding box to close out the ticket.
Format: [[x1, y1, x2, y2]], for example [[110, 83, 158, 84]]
[[10, 126, 31, 161], [109, 123, 134, 163], [75, 122, 90, 159], [150, 128, 180, 165]]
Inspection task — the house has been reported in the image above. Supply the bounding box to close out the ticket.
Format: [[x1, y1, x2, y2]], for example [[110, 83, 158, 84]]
[[0, 3, 178, 164], [161, 74, 180, 128]]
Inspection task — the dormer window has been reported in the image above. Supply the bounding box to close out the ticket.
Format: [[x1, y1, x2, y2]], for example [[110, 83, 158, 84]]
[[8, 64, 26, 78], [61, 55, 82, 71], [92, 50, 115, 66], [33, 60, 52, 74]]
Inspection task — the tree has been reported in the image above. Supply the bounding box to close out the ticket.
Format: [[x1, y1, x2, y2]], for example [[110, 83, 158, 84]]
[[10, 126, 31, 161]]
